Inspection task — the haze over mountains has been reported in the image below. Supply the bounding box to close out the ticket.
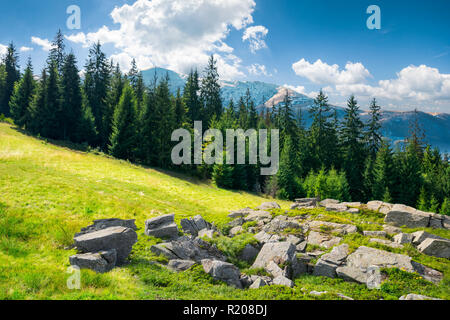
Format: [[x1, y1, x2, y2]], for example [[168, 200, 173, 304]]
[[142, 68, 450, 154]]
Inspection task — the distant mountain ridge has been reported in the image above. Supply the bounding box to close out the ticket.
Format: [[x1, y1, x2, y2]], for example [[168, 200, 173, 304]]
[[141, 67, 450, 153]]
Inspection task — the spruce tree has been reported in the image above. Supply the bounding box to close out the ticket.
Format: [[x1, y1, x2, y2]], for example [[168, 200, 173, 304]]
[[200, 55, 222, 125], [184, 69, 201, 123], [365, 98, 382, 158], [9, 58, 35, 128], [277, 136, 299, 200], [1, 42, 20, 117], [28, 69, 48, 135], [109, 84, 137, 160], [174, 88, 186, 127], [397, 141, 422, 206], [373, 140, 396, 201], [42, 61, 62, 139], [48, 30, 66, 75]]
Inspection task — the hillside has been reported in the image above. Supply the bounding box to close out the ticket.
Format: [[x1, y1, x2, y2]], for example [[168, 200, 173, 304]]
[[141, 67, 450, 153], [0, 123, 449, 300]]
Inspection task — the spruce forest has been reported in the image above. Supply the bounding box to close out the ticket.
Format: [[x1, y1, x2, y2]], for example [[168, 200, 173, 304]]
[[1, 31, 449, 215]]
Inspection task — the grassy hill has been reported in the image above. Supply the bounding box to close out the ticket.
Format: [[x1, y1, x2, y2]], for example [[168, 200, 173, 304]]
[[0, 122, 449, 300]]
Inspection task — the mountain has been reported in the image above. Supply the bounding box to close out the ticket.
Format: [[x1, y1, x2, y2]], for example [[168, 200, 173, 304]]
[[141, 67, 450, 153]]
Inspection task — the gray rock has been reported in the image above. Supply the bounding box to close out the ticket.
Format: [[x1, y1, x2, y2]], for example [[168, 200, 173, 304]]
[[263, 216, 302, 233], [73, 226, 137, 265], [410, 261, 444, 284], [202, 259, 242, 289], [151, 237, 226, 262], [296, 241, 307, 252], [383, 225, 402, 235], [325, 204, 348, 212], [367, 201, 393, 214], [291, 198, 319, 210], [254, 231, 281, 244], [239, 274, 253, 288], [321, 244, 349, 265], [180, 215, 212, 236], [369, 238, 404, 249], [363, 231, 387, 237], [244, 210, 272, 222], [229, 226, 243, 237], [319, 199, 340, 207], [198, 229, 215, 239], [145, 214, 179, 240], [384, 204, 431, 228], [257, 202, 281, 210], [307, 221, 358, 235], [228, 208, 254, 219], [417, 238, 450, 259], [272, 275, 294, 288], [309, 290, 328, 296], [429, 213, 444, 229], [265, 260, 289, 278], [341, 202, 362, 207], [239, 244, 259, 263], [228, 217, 244, 227], [411, 230, 445, 246], [252, 242, 296, 270], [286, 235, 303, 246], [399, 294, 442, 300], [75, 219, 137, 237], [312, 244, 349, 278], [313, 259, 338, 278], [393, 233, 414, 244], [168, 259, 196, 272], [337, 293, 354, 300], [346, 208, 360, 214], [249, 277, 268, 289], [307, 231, 342, 249], [69, 249, 117, 273]]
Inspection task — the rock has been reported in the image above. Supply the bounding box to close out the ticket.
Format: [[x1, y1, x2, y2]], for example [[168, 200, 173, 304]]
[[291, 198, 319, 210], [75, 219, 137, 237], [151, 237, 226, 262], [429, 213, 444, 229], [265, 260, 289, 278], [443, 215, 450, 229], [384, 204, 431, 228], [252, 242, 296, 270], [239, 275, 253, 288], [322, 244, 349, 265], [168, 259, 196, 272], [417, 238, 450, 259], [69, 250, 117, 273], [369, 238, 404, 249], [239, 244, 259, 263], [286, 235, 303, 246], [272, 275, 294, 288], [309, 290, 327, 296], [201, 259, 242, 289], [319, 199, 340, 207], [295, 198, 319, 205], [254, 231, 281, 244], [312, 244, 349, 279], [180, 215, 212, 236], [145, 214, 179, 240], [337, 293, 354, 300], [383, 225, 402, 235], [410, 261, 443, 284], [336, 246, 415, 284], [325, 204, 348, 212], [399, 294, 442, 300], [257, 202, 281, 210], [198, 229, 215, 239], [367, 201, 393, 214], [393, 233, 414, 245], [341, 202, 362, 207], [74, 226, 137, 265], [363, 231, 387, 237], [307, 231, 342, 249], [296, 241, 307, 252], [313, 259, 339, 278], [249, 277, 268, 289], [228, 208, 254, 219], [346, 208, 360, 214], [263, 216, 302, 233], [228, 217, 244, 227], [411, 231, 445, 246], [229, 226, 243, 237], [307, 221, 358, 235], [244, 210, 272, 222]]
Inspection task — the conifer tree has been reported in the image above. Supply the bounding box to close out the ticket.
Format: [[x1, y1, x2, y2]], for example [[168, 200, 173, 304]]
[[365, 98, 382, 158], [277, 136, 299, 200], [0, 42, 20, 117], [184, 69, 201, 123], [48, 30, 66, 75], [372, 140, 396, 201], [9, 58, 35, 128], [28, 69, 47, 134], [200, 55, 222, 125], [42, 61, 62, 139], [174, 88, 186, 127]]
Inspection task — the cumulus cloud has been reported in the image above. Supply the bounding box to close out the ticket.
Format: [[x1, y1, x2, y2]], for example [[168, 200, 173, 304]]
[[292, 58, 371, 85], [65, 0, 256, 78], [248, 63, 271, 76], [20, 46, 33, 52], [0, 43, 7, 56], [242, 25, 268, 53], [31, 37, 55, 52]]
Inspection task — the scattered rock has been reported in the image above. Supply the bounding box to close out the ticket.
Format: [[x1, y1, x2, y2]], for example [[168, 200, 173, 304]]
[[393, 233, 414, 245], [346, 208, 360, 214], [229, 226, 244, 237], [265, 260, 289, 278], [313, 244, 349, 278], [363, 231, 387, 237], [383, 225, 402, 235], [410, 261, 443, 284], [252, 242, 296, 270], [367, 201, 393, 214], [239, 244, 259, 263], [168, 259, 196, 272], [369, 238, 404, 249], [228, 217, 244, 227], [385, 204, 431, 228], [73, 226, 137, 265], [307, 221, 358, 235], [249, 277, 268, 289], [145, 214, 179, 240], [263, 216, 302, 233], [257, 202, 281, 210], [319, 199, 340, 207], [341, 202, 362, 208], [228, 208, 254, 219], [309, 290, 328, 296], [180, 215, 212, 236], [272, 275, 294, 288], [325, 204, 348, 212], [399, 294, 442, 300], [244, 210, 272, 222], [307, 231, 342, 249], [198, 229, 215, 239], [286, 235, 303, 246], [254, 231, 281, 244], [296, 241, 307, 252], [411, 231, 445, 246], [291, 198, 319, 210], [69, 250, 117, 273], [337, 293, 354, 300], [417, 238, 450, 259], [75, 219, 137, 237], [201, 259, 242, 289]]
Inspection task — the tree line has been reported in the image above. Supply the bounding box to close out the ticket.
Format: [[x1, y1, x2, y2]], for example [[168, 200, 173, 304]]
[[0, 31, 448, 215]]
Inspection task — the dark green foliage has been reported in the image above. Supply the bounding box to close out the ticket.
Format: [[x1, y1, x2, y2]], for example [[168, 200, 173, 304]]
[[277, 136, 300, 200], [365, 98, 382, 157], [9, 58, 35, 128], [200, 55, 222, 125], [1, 42, 20, 117]]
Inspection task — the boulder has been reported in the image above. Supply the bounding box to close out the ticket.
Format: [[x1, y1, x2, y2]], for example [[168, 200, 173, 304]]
[[229, 226, 243, 237], [411, 231, 444, 246], [291, 198, 319, 210], [383, 225, 402, 235], [346, 208, 360, 214], [369, 238, 404, 249], [249, 277, 268, 289], [239, 244, 259, 263], [73, 226, 137, 265], [367, 201, 393, 214], [265, 260, 289, 278], [399, 294, 442, 300], [263, 216, 302, 233], [254, 231, 281, 244], [341, 202, 362, 207], [417, 238, 450, 259], [272, 275, 294, 288], [307, 231, 342, 249], [75, 219, 137, 237], [384, 204, 431, 228], [228, 208, 254, 219], [286, 235, 303, 246], [168, 259, 196, 272], [151, 237, 226, 262], [313, 244, 349, 278], [393, 233, 414, 245], [296, 241, 307, 252], [252, 242, 296, 270], [325, 204, 348, 212], [180, 215, 212, 236], [410, 261, 443, 284], [309, 290, 328, 296], [244, 210, 272, 222], [69, 250, 117, 273], [198, 229, 215, 239], [257, 202, 281, 210], [228, 217, 244, 227], [201, 259, 242, 289], [363, 231, 387, 237], [145, 214, 179, 240], [319, 199, 340, 207], [307, 221, 358, 235], [313, 260, 339, 278]]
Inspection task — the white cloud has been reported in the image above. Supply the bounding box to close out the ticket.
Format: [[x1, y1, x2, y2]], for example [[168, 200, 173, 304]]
[[292, 58, 371, 85], [0, 43, 7, 56], [20, 46, 33, 52], [65, 0, 256, 78], [31, 37, 55, 52], [248, 63, 271, 76], [242, 25, 268, 53]]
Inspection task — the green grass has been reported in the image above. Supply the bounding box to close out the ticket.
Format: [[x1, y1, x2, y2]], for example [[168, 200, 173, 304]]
[[0, 122, 449, 300]]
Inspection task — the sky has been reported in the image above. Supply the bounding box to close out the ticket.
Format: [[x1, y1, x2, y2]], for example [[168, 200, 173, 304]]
[[0, 0, 449, 113]]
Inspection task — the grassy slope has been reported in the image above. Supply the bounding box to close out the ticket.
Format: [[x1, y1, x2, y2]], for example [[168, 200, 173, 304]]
[[0, 123, 448, 300]]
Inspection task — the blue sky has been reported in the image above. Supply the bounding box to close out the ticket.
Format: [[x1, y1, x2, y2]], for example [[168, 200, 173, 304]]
[[1, 0, 449, 112]]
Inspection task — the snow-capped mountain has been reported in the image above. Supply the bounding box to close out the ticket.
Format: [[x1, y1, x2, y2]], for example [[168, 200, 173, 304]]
[[141, 67, 450, 153]]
